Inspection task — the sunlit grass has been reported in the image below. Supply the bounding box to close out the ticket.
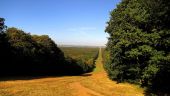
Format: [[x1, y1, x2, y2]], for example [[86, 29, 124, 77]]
[[0, 77, 75, 96], [0, 48, 144, 96], [93, 48, 104, 73]]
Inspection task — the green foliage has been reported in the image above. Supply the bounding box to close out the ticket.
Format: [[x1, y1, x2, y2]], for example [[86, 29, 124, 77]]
[[6, 28, 36, 57], [0, 18, 98, 75], [60, 47, 98, 72], [0, 25, 95, 75], [0, 18, 11, 69], [105, 0, 170, 94], [0, 18, 6, 33], [0, 27, 67, 75]]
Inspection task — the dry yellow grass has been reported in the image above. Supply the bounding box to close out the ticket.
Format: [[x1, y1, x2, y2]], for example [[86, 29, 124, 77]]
[[0, 48, 144, 96]]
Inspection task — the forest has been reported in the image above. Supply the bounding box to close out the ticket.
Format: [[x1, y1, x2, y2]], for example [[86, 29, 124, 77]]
[[0, 18, 97, 76], [60, 47, 98, 72], [105, 0, 170, 95]]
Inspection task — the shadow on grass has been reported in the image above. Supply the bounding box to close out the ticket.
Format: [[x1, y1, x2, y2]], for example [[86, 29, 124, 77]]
[[0, 72, 93, 82], [144, 88, 170, 96], [80, 73, 92, 76]]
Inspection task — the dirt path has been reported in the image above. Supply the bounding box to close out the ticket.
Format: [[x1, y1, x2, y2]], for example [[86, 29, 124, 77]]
[[69, 48, 105, 96], [70, 82, 105, 96], [0, 48, 144, 96]]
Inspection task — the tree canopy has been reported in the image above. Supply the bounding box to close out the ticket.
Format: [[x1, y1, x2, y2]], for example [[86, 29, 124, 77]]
[[0, 18, 5, 33], [0, 18, 96, 76], [105, 0, 170, 94]]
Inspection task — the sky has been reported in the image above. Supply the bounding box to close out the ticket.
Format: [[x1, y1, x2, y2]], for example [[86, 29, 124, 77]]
[[1, 0, 121, 46]]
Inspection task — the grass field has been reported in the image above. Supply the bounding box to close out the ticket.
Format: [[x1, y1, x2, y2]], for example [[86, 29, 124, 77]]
[[0, 48, 144, 96]]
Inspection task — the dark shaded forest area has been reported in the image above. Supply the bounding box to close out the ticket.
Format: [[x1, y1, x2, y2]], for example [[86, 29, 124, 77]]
[[0, 18, 96, 76]]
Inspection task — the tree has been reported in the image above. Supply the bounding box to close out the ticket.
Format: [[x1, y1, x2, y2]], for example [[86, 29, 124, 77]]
[[0, 18, 96, 76], [0, 18, 5, 33], [105, 0, 170, 94], [0, 18, 11, 75]]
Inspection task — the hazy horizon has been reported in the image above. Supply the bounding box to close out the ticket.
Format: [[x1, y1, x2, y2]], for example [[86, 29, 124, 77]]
[[1, 0, 121, 46]]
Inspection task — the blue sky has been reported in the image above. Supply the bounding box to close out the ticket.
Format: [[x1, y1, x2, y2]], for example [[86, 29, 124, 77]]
[[1, 0, 120, 46]]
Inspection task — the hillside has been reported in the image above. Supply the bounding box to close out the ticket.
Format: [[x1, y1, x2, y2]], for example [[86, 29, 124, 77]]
[[0, 48, 144, 96]]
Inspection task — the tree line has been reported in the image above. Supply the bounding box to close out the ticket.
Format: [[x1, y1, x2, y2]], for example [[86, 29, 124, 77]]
[[60, 47, 99, 73], [105, 0, 170, 95], [0, 18, 96, 76]]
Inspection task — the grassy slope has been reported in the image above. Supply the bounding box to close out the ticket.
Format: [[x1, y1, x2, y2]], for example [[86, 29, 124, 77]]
[[0, 48, 144, 96], [93, 48, 104, 73]]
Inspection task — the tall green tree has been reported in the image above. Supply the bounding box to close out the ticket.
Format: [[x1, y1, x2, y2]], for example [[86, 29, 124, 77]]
[[0, 18, 11, 71], [105, 0, 170, 93]]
